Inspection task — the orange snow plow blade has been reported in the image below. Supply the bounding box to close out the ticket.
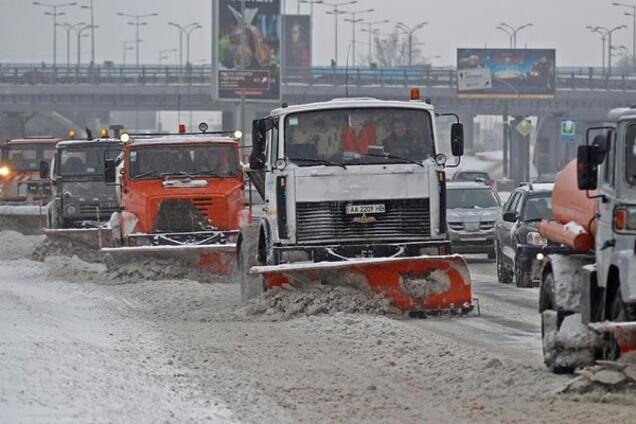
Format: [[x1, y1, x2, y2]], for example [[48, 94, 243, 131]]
[[102, 244, 237, 277], [44, 228, 113, 250], [252, 255, 473, 313], [590, 321, 636, 356]]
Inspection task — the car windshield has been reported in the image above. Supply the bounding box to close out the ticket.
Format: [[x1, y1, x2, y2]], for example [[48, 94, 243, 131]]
[[3, 144, 55, 172], [128, 144, 238, 179], [284, 107, 435, 166], [447, 188, 499, 209], [58, 144, 122, 177], [626, 124, 636, 186], [523, 194, 553, 221]]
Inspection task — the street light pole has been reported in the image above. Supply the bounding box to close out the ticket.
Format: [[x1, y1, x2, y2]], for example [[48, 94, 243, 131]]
[[320, 1, 357, 66], [343, 8, 373, 67], [496, 26, 514, 48], [122, 40, 135, 66], [591, 25, 627, 76], [80, 0, 95, 65], [168, 22, 201, 68], [76, 24, 97, 67], [361, 19, 389, 65], [185, 25, 202, 65], [499, 22, 533, 48], [32, 2, 77, 68], [396, 21, 428, 67], [117, 11, 158, 66], [612, 2, 636, 68], [56, 22, 85, 68]]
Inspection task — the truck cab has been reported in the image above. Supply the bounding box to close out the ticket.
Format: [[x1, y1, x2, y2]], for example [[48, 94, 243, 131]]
[[109, 132, 245, 246], [0, 137, 60, 204], [47, 138, 123, 228], [246, 97, 464, 267]]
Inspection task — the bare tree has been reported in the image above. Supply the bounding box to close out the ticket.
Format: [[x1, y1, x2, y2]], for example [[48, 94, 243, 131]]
[[373, 31, 424, 67]]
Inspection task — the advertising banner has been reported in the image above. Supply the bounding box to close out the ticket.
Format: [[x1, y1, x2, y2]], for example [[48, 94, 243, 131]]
[[283, 15, 312, 74], [217, 0, 281, 101], [457, 48, 556, 99]]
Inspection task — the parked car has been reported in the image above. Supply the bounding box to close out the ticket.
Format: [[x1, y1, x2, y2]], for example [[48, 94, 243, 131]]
[[446, 182, 501, 258], [495, 183, 553, 287], [452, 170, 494, 187]]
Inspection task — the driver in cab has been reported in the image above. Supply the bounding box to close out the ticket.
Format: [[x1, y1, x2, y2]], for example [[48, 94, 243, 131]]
[[383, 118, 432, 161]]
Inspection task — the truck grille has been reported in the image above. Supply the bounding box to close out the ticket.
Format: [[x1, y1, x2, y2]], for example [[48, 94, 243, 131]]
[[191, 197, 213, 216], [79, 203, 119, 217], [296, 198, 431, 244]]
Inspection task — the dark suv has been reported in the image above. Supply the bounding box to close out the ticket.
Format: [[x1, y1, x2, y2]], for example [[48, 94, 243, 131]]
[[495, 183, 553, 287]]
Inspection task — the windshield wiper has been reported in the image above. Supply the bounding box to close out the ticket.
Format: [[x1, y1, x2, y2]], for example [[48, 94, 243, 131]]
[[160, 171, 195, 178], [366, 152, 424, 167], [288, 157, 347, 169], [133, 171, 160, 179]]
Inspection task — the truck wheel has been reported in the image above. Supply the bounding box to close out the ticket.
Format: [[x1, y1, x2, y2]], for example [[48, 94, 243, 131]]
[[238, 223, 265, 303], [514, 252, 533, 288], [540, 273, 574, 374], [496, 243, 512, 284]]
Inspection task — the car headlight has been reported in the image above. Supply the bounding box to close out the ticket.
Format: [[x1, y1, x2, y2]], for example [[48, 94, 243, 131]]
[[0, 166, 10, 178], [65, 205, 77, 215], [614, 206, 636, 232], [527, 231, 547, 246]]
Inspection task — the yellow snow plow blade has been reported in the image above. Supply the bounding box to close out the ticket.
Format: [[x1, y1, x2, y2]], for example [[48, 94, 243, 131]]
[[252, 255, 474, 314]]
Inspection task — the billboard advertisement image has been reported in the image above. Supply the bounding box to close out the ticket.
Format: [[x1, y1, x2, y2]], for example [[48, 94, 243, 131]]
[[457, 48, 556, 99], [283, 15, 312, 74], [217, 0, 281, 101]]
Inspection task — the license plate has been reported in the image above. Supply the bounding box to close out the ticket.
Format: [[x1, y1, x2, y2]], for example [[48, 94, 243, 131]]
[[346, 204, 386, 215], [464, 222, 480, 232]]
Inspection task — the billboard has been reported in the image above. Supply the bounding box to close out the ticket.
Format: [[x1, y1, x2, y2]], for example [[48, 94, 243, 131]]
[[217, 0, 281, 101], [457, 48, 556, 99], [283, 15, 312, 74]]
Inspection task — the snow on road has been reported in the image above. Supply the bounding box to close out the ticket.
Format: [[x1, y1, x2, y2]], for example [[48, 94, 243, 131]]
[[1, 232, 634, 423]]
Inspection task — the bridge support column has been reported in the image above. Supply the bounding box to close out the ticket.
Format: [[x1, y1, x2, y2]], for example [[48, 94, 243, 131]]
[[508, 116, 531, 186], [459, 113, 475, 154]]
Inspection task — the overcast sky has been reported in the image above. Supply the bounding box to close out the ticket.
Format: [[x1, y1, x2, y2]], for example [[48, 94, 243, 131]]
[[0, 0, 631, 67]]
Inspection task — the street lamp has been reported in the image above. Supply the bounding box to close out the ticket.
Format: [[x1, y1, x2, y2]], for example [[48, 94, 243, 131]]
[[499, 22, 533, 48], [76, 24, 97, 67], [117, 11, 158, 66], [122, 40, 135, 66], [612, 2, 636, 68], [56, 22, 85, 68], [320, 1, 357, 66], [361, 19, 389, 65], [343, 8, 373, 66], [168, 22, 202, 70], [32, 1, 78, 68], [590, 25, 627, 76], [496, 26, 513, 48], [395, 21, 428, 67], [80, 0, 95, 65]]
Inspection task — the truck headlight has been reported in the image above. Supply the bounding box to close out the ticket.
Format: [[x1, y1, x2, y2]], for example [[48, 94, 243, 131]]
[[0, 166, 10, 177], [527, 231, 547, 246], [614, 206, 636, 231], [65, 205, 77, 215]]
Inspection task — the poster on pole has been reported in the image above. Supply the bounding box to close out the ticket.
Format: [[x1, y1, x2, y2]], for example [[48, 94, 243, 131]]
[[457, 48, 556, 99], [217, 0, 281, 101], [283, 15, 312, 75]]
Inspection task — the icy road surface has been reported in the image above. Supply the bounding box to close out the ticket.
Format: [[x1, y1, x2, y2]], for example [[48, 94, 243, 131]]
[[0, 232, 634, 424]]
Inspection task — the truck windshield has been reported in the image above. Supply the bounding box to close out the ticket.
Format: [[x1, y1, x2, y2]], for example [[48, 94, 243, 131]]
[[284, 107, 435, 166], [3, 144, 55, 172], [626, 124, 636, 186], [523, 194, 553, 222], [447, 188, 499, 209], [59, 144, 123, 177], [128, 144, 238, 179]]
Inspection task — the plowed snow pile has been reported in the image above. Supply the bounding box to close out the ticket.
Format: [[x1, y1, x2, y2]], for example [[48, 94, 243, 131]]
[[32, 237, 103, 263], [0, 230, 44, 260], [237, 284, 399, 321]]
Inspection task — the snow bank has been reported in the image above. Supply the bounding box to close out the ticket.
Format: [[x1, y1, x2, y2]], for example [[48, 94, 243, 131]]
[[0, 230, 44, 260]]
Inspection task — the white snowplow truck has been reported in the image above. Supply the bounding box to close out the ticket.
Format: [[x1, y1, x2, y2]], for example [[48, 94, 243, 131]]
[[239, 96, 475, 315], [538, 107, 636, 373]]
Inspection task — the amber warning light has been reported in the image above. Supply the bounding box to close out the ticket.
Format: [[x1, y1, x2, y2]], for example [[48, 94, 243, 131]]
[[178, 124, 187, 134], [410, 88, 421, 101]]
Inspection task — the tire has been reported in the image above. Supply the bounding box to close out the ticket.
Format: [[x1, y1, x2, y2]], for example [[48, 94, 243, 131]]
[[238, 223, 265, 303], [540, 272, 574, 374], [514, 251, 533, 288], [496, 243, 512, 284]]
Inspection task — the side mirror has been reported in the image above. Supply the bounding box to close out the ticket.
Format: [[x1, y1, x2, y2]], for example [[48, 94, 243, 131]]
[[39, 161, 50, 179], [105, 159, 117, 183], [451, 123, 464, 157], [502, 211, 517, 223], [250, 119, 271, 170], [577, 145, 599, 190]]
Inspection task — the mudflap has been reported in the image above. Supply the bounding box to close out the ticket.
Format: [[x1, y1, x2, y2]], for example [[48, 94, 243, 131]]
[[252, 255, 473, 314], [44, 228, 113, 250], [101, 244, 237, 277], [589, 321, 636, 357], [0, 204, 48, 235]]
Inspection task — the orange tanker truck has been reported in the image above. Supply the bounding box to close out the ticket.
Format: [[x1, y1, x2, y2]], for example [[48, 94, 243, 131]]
[[101, 124, 248, 277], [537, 108, 636, 373], [0, 137, 61, 233]]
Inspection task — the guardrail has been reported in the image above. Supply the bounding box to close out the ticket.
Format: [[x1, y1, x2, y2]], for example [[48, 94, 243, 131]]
[[1, 64, 636, 92]]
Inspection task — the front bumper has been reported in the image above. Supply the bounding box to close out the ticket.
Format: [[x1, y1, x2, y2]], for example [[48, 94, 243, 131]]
[[448, 229, 495, 254]]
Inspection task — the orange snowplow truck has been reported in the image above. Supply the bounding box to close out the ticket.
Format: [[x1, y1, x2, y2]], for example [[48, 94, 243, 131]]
[[101, 127, 247, 276], [0, 137, 61, 233]]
